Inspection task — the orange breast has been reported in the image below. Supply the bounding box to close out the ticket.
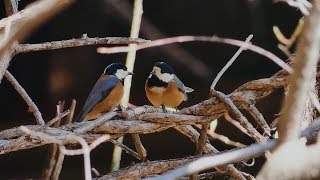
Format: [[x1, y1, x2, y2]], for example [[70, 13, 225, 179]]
[[84, 81, 124, 121], [145, 80, 185, 108]]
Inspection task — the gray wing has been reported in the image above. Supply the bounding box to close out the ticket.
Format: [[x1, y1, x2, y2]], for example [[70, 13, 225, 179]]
[[76, 76, 119, 122], [173, 76, 194, 101], [173, 76, 187, 93]]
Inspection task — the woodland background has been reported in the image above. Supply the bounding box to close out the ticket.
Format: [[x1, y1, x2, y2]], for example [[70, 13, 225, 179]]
[[0, 0, 305, 179]]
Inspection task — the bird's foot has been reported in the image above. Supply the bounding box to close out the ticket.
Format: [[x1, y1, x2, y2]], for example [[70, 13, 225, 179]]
[[161, 105, 168, 113], [117, 105, 125, 112]]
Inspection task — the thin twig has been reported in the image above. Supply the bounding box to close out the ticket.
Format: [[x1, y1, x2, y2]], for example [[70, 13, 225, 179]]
[[243, 104, 271, 137], [211, 34, 253, 90], [207, 131, 246, 148], [174, 125, 246, 180], [131, 134, 147, 161], [42, 110, 70, 130], [97, 35, 292, 73], [224, 112, 251, 137], [50, 146, 65, 180], [110, 139, 141, 160], [105, 0, 212, 80], [42, 104, 63, 180], [211, 90, 265, 142], [191, 123, 210, 180], [149, 141, 275, 180], [4, 70, 45, 125], [60, 136, 92, 180], [15, 35, 150, 53], [195, 123, 210, 155], [73, 111, 117, 134], [63, 99, 76, 125]]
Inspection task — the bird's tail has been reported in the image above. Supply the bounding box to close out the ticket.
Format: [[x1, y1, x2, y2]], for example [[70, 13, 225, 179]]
[[185, 86, 194, 93], [75, 109, 85, 122]]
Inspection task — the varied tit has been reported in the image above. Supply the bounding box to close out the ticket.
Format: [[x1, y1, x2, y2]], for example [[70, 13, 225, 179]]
[[76, 63, 133, 122], [145, 62, 194, 112]]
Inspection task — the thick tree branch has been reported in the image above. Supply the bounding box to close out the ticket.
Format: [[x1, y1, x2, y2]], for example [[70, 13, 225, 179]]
[[276, 0, 320, 145]]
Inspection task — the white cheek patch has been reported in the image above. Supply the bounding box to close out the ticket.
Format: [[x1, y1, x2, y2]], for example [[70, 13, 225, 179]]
[[158, 73, 174, 83], [115, 69, 128, 79]]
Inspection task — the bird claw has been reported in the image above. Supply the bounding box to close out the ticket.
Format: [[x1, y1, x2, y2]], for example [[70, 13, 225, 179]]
[[161, 105, 168, 113]]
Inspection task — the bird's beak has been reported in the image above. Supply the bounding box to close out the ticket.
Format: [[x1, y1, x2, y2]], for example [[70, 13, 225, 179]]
[[127, 72, 134, 76]]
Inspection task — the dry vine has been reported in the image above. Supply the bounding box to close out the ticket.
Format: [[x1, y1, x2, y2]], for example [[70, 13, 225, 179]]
[[1, 0, 320, 180]]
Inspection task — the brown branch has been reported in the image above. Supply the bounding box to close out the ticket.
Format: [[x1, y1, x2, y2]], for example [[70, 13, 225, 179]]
[[243, 104, 271, 137], [174, 125, 246, 180], [50, 147, 64, 180], [135, 112, 217, 125], [97, 35, 292, 73], [131, 134, 147, 161], [15, 35, 150, 53], [73, 111, 117, 134], [181, 72, 288, 116], [195, 123, 209, 155], [110, 139, 140, 160], [98, 156, 197, 180], [42, 105, 64, 180], [4, 0, 18, 15], [153, 116, 320, 179], [258, 0, 320, 179], [276, 0, 320, 145], [210, 90, 265, 143], [207, 131, 246, 148], [224, 112, 251, 137], [4, 70, 45, 125], [0, 0, 74, 82], [63, 99, 76, 125]]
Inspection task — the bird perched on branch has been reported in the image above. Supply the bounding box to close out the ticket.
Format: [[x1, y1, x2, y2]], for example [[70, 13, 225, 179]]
[[145, 62, 194, 112], [76, 63, 133, 121]]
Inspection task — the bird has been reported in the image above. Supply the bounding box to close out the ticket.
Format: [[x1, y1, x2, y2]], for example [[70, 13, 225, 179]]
[[145, 61, 194, 112], [76, 63, 133, 122]]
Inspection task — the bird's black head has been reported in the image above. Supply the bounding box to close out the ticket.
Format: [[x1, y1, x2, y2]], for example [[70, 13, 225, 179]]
[[154, 62, 175, 74], [104, 63, 127, 75]]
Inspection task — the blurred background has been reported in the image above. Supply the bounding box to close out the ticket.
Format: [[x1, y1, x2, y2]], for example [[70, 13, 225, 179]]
[[0, 0, 301, 179]]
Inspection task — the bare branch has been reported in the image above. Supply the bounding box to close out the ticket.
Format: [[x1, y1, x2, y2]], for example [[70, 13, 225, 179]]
[[174, 125, 246, 180], [243, 104, 271, 137], [63, 99, 76, 125], [131, 134, 147, 161], [4, 0, 18, 15], [207, 131, 246, 148], [0, 0, 74, 82], [211, 34, 253, 90], [15, 35, 150, 53], [195, 123, 209, 155], [149, 141, 275, 180], [97, 35, 292, 73], [110, 139, 140, 160], [4, 70, 45, 125], [210, 90, 265, 143]]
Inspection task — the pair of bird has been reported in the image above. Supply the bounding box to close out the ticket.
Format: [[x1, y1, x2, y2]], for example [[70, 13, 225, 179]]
[[76, 62, 193, 122]]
